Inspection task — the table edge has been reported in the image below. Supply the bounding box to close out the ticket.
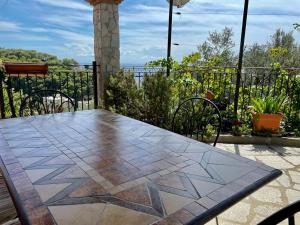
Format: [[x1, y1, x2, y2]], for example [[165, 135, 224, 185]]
[[187, 168, 282, 225], [0, 157, 32, 225]]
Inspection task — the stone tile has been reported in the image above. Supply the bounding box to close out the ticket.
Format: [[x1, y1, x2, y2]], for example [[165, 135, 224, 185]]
[[207, 163, 254, 183], [285, 189, 300, 204], [25, 169, 55, 183], [159, 191, 194, 215], [179, 164, 211, 177], [134, 177, 149, 185], [114, 184, 152, 206], [289, 171, 300, 184], [283, 156, 300, 166], [252, 186, 282, 204], [18, 157, 45, 168], [49, 203, 106, 225], [189, 179, 222, 197], [158, 170, 171, 176], [167, 166, 179, 173], [196, 197, 218, 209], [86, 169, 99, 177], [219, 202, 251, 223], [54, 165, 88, 179], [277, 172, 292, 188], [146, 173, 161, 180], [12, 148, 36, 157], [268, 180, 282, 187], [109, 185, 126, 195], [70, 180, 107, 197], [44, 154, 74, 165], [35, 183, 71, 202], [92, 175, 106, 184], [250, 215, 266, 224], [294, 184, 300, 191], [255, 156, 294, 169], [97, 204, 159, 225], [99, 180, 114, 190], [183, 202, 206, 216], [254, 205, 281, 217], [171, 209, 194, 224], [156, 174, 186, 191], [180, 153, 204, 163]]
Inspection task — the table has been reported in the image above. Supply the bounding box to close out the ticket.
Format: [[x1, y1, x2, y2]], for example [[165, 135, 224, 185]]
[[0, 110, 281, 225]]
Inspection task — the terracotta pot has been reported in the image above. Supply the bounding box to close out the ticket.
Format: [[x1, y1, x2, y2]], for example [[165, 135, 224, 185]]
[[252, 112, 283, 133], [205, 91, 215, 100], [4, 63, 48, 75]]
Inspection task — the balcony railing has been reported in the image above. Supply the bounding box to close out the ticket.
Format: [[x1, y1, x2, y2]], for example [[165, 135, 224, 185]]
[[1, 64, 299, 122], [0, 63, 99, 118]]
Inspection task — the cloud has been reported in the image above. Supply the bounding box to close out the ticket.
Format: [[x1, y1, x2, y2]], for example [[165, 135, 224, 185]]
[[48, 29, 93, 58], [1, 33, 51, 41], [50, 29, 92, 43], [34, 0, 92, 11], [118, 0, 300, 64], [30, 27, 48, 32], [0, 21, 21, 32], [42, 13, 92, 28], [1, 0, 299, 65]]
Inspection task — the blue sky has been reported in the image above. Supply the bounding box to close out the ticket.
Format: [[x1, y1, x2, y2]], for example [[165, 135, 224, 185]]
[[0, 0, 299, 65]]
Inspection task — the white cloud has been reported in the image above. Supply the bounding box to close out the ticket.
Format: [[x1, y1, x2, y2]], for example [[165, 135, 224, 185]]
[[119, 0, 300, 64], [49, 29, 93, 58], [34, 0, 92, 11], [0, 21, 21, 32], [42, 14, 92, 28], [51, 29, 92, 43], [30, 27, 48, 32], [1, 33, 51, 41]]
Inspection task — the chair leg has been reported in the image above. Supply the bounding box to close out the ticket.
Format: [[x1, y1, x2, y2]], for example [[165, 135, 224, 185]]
[[215, 217, 219, 225], [288, 216, 295, 225]]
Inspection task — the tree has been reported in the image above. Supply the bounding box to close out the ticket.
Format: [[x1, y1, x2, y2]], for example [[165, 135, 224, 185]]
[[268, 29, 300, 67], [243, 29, 300, 68], [243, 44, 268, 67], [0, 48, 79, 68], [198, 27, 235, 66]]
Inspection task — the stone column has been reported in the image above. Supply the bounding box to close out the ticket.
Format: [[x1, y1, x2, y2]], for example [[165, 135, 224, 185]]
[[87, 0, 122, 104]]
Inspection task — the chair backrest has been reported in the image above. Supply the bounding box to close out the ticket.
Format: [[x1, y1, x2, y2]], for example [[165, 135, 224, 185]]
[[258, 200, 300, 225], [171, 97, 222, 146], [20, 89, 76, 117]]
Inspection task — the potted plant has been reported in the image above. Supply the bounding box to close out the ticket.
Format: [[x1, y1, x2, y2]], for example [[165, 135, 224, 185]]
[[250, 95, 286, 133]]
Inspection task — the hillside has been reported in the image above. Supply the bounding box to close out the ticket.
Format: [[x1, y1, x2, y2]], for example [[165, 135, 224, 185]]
[[0, 48, 79, 67]]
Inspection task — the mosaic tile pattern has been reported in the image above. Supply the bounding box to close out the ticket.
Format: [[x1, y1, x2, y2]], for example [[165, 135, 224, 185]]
[[0, 110, 281, 225]]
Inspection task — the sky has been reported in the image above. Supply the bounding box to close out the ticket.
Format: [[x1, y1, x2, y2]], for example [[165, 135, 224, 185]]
[[0, 0, 299, 65]]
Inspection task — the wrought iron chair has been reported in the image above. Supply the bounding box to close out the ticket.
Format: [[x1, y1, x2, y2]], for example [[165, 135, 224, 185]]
[[258, 200, 300, 225], [19, 89, 76, 117], [171, 97, 222, 146]]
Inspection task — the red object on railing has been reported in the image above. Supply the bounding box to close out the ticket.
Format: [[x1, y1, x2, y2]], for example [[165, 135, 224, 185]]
[[4, 63, 48, 77]]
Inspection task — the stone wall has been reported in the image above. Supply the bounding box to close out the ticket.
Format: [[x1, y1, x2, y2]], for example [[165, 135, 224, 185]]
[[93, 3, 120, 101]]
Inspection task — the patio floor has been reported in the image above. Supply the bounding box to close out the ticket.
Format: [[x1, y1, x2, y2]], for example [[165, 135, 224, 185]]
[[0, 144, 299, 225], [205, 144, 300, 225]]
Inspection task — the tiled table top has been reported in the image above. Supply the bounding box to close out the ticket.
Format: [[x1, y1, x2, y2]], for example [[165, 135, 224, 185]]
[[0, 110, 281, 225]]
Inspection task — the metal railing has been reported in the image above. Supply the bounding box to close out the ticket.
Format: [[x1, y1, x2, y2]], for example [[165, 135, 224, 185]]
[[124, 66, 299, 116], [0, 63, 99, 118], [1, 64, 299, 119]]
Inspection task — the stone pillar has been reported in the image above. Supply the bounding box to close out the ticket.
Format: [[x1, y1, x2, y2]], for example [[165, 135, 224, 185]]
[[87, 0, 122, 103]]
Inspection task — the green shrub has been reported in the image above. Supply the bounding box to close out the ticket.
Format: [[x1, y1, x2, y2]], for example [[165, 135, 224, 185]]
[[105, 70, 143, 119], [142, 71, 175, 127]]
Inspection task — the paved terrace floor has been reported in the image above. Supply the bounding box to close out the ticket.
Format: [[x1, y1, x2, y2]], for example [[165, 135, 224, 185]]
[[0, 144, 299, 225], [206, 144, 300, 225]]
